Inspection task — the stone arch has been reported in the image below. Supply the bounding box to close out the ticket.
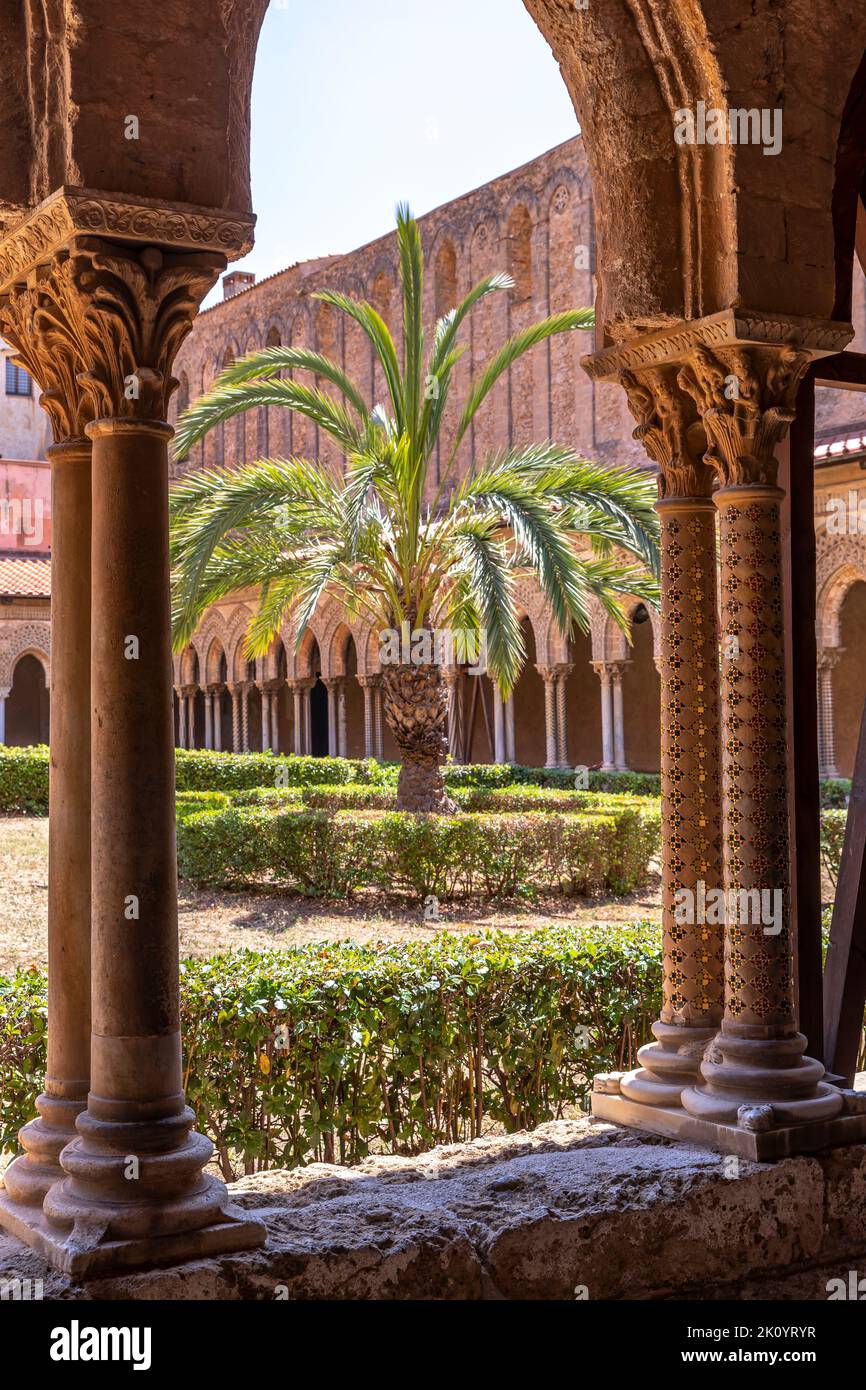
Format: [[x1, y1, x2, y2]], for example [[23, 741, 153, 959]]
[[603, 599, 660, 665], [511, 577, 552, 666], [0, 621, 51, 687], [505, 200, 534, 304], [179, 645, 200, 687], [433, 233, 459, 320], [223, 605, 256, 681], [817, 536, 866, 645], [204, 635, 228, 686]]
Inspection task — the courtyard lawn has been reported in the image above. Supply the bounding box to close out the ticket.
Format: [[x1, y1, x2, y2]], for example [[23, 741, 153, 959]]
[[0, 814, 662, 973]]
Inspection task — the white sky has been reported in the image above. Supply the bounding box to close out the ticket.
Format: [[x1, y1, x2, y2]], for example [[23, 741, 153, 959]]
[[203, 0, 578, 305]]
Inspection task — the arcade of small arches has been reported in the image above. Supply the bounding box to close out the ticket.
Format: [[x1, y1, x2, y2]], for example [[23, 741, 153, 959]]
[[171, 586, 662, 771]]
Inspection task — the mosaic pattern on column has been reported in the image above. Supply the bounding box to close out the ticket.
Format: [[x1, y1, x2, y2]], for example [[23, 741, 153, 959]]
[[716, 487, 795, 1028], [659, 500, 724, 1026]]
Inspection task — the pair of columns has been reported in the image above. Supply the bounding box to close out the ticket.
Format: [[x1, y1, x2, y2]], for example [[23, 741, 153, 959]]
[[589, 318, 866, 1157], [358, 674, 385, 759], [0, 217, 264, 1270], [592, 661, 628, 771], [0, 686, 8, 743]]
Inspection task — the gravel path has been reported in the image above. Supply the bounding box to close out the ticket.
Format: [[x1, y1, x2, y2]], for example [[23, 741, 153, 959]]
[[0, 815, 663, 972]]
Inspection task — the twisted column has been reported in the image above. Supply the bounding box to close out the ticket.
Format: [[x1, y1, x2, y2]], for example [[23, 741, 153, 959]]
[[616, 367, 724, 1105], [553, 663, 572, 767], [538, 666, 558, 768], [677, 343, 841, 1127]]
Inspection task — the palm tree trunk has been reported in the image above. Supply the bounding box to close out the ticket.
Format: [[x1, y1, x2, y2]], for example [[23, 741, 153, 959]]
[[380, 662, 458, 813]]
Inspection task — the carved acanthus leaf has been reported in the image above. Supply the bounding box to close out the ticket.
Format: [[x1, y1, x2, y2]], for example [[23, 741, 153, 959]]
[[619, 366, 714, 499], [677, 343, 810, 488], [67, 238, 224, 420], [0, 256, 95, 441]]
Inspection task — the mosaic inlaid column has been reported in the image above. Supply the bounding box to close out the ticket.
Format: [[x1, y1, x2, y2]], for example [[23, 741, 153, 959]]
[[817, 648, 841, 780], [617, 367, 724, 1105], [678, 344, 841, 1125]]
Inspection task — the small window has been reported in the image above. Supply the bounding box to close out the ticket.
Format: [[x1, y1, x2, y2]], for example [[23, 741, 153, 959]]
[[5, 360, 32, 396]]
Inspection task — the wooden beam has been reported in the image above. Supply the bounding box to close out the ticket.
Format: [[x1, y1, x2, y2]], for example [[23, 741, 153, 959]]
[[779, 367, 823, 1060], [824, 695, 866, 1084]]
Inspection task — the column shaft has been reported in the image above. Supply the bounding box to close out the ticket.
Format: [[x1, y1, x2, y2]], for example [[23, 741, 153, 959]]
[[1, 440, 92, 1209], [621, 497, 724, 1106], [540, 669, 557, 768]]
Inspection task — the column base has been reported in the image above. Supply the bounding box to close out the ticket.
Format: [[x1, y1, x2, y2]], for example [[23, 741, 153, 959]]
[[0, 1091, 86, 1208], [0, 1174, 265, 1276], [592, 1077, 866, 1162], [620, 1021, 720, 1107]]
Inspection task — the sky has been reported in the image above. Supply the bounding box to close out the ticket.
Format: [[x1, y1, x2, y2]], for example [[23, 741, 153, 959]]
[[204, 0, 579, 305]]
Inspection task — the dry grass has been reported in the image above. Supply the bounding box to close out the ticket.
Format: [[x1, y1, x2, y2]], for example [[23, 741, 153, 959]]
[[0, 814, 663, 973]]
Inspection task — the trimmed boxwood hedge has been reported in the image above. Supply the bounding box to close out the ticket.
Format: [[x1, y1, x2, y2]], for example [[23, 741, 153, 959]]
[[1, 926, 663, 1173], [0, 745, 50, 814], [176, 803, 661, 900]]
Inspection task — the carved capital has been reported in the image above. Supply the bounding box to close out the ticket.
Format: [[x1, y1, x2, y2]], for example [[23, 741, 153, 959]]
[[677, 343, 810, 488], [619, 366, 714, 499], [817, 646, 843, 673], [0, 239, 223, 430]]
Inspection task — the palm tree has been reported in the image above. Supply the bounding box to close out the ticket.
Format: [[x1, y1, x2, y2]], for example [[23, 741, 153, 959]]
[[170, 207, 659, 812]]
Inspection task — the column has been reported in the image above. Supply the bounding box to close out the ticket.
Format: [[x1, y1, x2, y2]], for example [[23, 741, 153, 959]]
[[493, 682, 506, 764], [614, 365, 725, 1105], [373, 677, 384, 759], [241, 683, 250, 752], [0, 435, 93, 1216], [0, 687, 8, 744], [593, 663, 615, 769], [258, 682, 271, 753], [505, 694, 516, 765], [610, 662, 627, 770], [554, 663, 572, 767], [538, 666, 558, 768], [176, 688, 187, 749], [323, 679, 338, 756], [817, 648, 841, 779], [358, 676, 375, 757], [212, 688, 222, 752], [186, 689, 197, 749], [204, 690, 214, 750], [337, 679, 348, 759], [227, 683, 241, 752], [289, 680, 304, 755], [269, 687, 280, 754], [1, 235, 265, 1271], [442, 667, 462, 762], [677, 342, 841, 1128]]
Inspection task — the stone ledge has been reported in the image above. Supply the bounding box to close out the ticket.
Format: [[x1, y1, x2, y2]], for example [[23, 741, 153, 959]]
[[3, 1117, 866, 1300]]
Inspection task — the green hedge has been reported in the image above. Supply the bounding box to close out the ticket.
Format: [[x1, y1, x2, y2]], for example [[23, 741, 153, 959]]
[[176, 804, 661, 900], [1, 927, 662, 1173], [176, 790, 233, 822], [0, 745, 50, 814]]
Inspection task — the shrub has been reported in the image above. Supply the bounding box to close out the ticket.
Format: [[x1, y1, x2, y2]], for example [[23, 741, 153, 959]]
[[174, 749, 366, 792], [821, 779, 851, 809], [1, 927, 663, 1173], [176, 790, 233, 822], [0, 968, 47, 1154], [821, 809, 848, 886], [0, 745, 50, 815], [177, 804, 661, 901]]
